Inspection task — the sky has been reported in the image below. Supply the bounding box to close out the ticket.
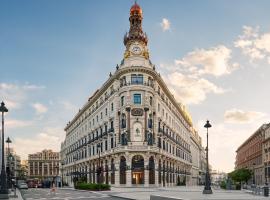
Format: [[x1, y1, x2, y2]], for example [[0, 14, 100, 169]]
[[1, 0, 270, 172]]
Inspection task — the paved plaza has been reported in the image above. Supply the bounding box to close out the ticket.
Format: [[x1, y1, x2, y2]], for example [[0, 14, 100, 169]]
[[103, 186, 269, 200], [20, 188, 123, 200], [18, 186, 270, 200]]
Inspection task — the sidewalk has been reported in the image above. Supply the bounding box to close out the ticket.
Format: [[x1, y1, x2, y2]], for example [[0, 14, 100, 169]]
[[100, 186, 270, 200], [9, 189, 24, 200]]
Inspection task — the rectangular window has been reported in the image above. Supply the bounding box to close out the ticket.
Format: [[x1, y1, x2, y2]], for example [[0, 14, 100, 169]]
[[111, 103, 114, 111], [111, 137, 114, 149], [131, 74, 143, 84], [137, 74, 143, 84], [134, 94, 141, 104], [121, 96, 124, 106], [131, 74, 137, 84], [150, 96, 152, 106]]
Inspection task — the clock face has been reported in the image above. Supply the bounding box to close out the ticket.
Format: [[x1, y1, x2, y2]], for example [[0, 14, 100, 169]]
[[130, 45, 142, 55]]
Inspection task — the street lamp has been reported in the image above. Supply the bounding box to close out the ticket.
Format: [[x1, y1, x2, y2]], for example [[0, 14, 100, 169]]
[[6, 137, 12, 189], [0, 101, 9, 199], [203, 120, 213, 194]]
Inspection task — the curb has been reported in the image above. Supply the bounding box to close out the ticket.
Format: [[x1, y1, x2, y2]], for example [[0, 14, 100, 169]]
[[109, 194, 137, 200]]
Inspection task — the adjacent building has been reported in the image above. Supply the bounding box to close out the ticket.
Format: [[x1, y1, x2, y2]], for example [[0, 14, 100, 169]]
[[235, 124, 269, 185], [211, 170, 227, 185], [61, 2, 204, 187], [5, 147, 21, 181], [28, 149, 60, 181], [190, 127, 202, 186], [262, 123, 270, 183]]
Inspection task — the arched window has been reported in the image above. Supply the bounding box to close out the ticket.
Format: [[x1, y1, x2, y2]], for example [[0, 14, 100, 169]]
[[121, 114, 126, 129]]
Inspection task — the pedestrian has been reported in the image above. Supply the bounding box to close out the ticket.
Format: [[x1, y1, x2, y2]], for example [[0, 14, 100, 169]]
[[50, 182, 56, 196]]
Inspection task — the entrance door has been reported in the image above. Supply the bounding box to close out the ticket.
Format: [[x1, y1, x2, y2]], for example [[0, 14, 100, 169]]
[[132, 172, 144, 184], [131, 155, 144, 185]]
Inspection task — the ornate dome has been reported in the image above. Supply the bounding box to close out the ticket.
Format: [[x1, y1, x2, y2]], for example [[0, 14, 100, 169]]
[[130, 2, 142, 15]]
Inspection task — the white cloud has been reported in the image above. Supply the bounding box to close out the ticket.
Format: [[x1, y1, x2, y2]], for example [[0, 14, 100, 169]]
[[234, 25, 270, 62], [13, 127, 65, 160], [175, 45, 237, 77], [59, 101, 77, 112], [224, 108, 266, 123], [159, 44, 236, 105], [0, 82, 45, 109], [6, 119, 33, 129], [163, 72, 224, 104], [32, 103, 48, 114], [160, 18, 171, 31]]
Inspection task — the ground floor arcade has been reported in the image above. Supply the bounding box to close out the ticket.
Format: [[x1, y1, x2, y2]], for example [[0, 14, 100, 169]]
[[63, 152, 192, 187]]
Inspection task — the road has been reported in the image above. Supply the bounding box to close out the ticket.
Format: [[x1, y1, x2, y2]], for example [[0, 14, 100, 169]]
[[20, 188, 125, 200]]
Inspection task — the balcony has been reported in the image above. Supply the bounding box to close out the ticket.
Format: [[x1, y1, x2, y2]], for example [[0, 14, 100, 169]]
[[120, 81, 154, 89]]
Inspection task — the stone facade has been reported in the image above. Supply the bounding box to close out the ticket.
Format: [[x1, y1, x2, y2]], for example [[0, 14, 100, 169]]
[[235, 124, 267, 185], [61, 2, 203, 187], [28, 149, 60, 181]]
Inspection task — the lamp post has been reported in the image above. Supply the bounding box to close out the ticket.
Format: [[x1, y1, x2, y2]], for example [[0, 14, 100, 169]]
[[0, 101, 9, 199], [203, 120, 212, 194], [6, 137, 12, 189]]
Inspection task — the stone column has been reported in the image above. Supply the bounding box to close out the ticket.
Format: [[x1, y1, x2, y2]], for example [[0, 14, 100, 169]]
[[126, 158, 131, 187], [155, 158, 159, 187], [126, 107, 131, 142], [153, 111, 156, 144], [144, 158, 149, 187], [144, 107, 149, 142], [118, 111, 121, 144], [114, 158, 120, 186]]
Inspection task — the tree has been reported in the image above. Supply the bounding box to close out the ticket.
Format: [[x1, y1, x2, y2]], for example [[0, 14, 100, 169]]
[[229, 168, 252, 184]]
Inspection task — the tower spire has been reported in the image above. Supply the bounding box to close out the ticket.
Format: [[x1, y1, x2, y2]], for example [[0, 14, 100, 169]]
[[124, 1, 148, 46]]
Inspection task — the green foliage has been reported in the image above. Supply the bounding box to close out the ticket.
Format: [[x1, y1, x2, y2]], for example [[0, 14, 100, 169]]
[[220, 180, 226, 189], [229, 168, 252, 184], [75, 182, 111, 191]]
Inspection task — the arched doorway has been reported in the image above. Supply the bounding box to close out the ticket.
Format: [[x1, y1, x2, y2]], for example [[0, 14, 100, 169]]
[[132, 155, 144, 184], [158, 160, 161, 184], [111, 158, 115, 184], [92, 163, 95, 183], [149, 156, 155, 184], [105, 160, 108, 184], [120, 156, 126, 184]]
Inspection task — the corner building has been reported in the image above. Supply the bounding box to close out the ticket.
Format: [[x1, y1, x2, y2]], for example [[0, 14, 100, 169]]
[[61, 3, 199, 187]]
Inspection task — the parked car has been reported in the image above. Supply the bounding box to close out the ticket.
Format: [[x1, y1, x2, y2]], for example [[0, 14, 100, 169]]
[[18, 183, 28, 189]]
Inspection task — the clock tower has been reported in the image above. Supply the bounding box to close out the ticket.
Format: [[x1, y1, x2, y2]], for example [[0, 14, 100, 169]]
[[123, 2, 150, 60]]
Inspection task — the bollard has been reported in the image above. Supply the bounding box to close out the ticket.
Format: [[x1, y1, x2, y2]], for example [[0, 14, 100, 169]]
[[263, 184, 269, 197]]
